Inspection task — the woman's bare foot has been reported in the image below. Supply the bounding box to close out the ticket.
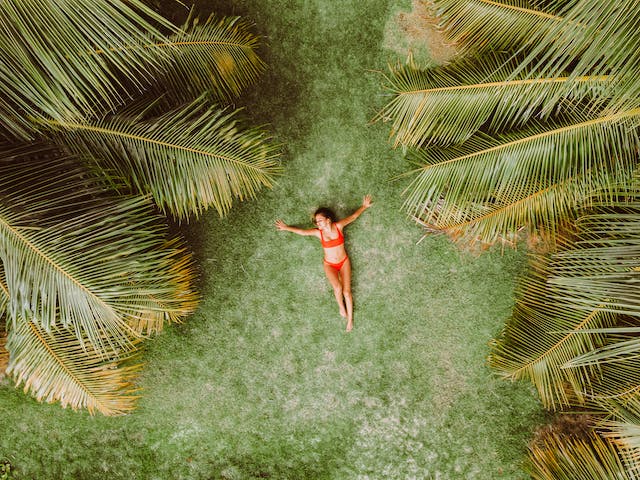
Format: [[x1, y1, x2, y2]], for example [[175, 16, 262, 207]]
[[346, 320, 353, 332], [339, 306, 347, 318]]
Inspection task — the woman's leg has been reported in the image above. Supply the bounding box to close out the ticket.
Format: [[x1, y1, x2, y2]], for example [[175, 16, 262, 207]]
[[324, 262, 347, 317], [339, 258, 353, 331]]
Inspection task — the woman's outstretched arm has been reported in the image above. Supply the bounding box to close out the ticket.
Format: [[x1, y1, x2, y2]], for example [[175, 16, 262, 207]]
[[338, 195, 373, 228], [275, 219, 319, 236]]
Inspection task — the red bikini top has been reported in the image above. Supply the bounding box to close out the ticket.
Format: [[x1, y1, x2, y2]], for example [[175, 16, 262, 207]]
[[319, 226, 344, 248]]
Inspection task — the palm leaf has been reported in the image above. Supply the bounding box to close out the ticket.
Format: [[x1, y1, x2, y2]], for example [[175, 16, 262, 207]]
[[45, 98, 282, 219], [548, 202, 640, 318], [587, 358, 640, 403], [125, 238, 199, 335], [512, 0, 640, 112], [0, 144, 198, 355], [144, 14, 266, 105], [599, 396, 640, 475], [403, 110, 640, 246], [489, 255, 616, 410], [0, 262, 7, 319], [527, 430, 631, 479], [6, 314, 141, 415], [412, 172, 612, 249], [435, 0, 564, 53], [533, 197, 640, 369], [0, 267, 8, 378], [377, 53, 611, 148], [0, 0, 177, 139]]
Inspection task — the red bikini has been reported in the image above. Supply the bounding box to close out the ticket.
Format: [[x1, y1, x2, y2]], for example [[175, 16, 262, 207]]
[[319, 227, 348, 271]]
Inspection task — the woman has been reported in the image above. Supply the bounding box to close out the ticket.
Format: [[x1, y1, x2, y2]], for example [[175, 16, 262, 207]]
[[276, 195, 372, 332]]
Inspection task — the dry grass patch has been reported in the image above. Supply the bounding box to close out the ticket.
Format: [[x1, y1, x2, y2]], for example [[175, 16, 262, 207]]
[[384, 0, 458, 65]]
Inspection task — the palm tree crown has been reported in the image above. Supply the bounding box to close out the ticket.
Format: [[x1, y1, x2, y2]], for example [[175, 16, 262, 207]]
[[0, 0, 280, 415], [377, 0, 640, 476]]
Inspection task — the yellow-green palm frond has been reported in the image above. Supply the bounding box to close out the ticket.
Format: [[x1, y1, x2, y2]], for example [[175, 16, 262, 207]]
[[599, 396, 640, 475], [6, 315, 141, 415], [377, 53, 611, 148], [45, 98, 282, 219], [0, 0, 176, 139], [145, 15, 267, 105], [126, 239, 200, 335], [435, 0, 564, 53], [548, 202, 640, 318], [0, 144, 198, 355], [519, 0, 640, 108], [413, 173, 604, 250], [527, 430, 631, 479], [0, 263, 7, 319], [538, 197, 640, 371], [489, 255, 616, 410], [403, 109, 640, 247], [0, 267, 7, 378], [586, 357, 640, 404]]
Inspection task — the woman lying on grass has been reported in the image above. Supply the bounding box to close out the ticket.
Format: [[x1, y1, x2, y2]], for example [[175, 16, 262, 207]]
[[276, 195, 372, 332]]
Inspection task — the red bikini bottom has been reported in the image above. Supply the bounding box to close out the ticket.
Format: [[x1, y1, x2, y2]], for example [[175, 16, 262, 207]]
[[324, 255, 348, 271]]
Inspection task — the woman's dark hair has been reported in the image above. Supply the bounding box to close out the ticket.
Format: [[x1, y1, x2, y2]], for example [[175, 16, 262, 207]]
[[313, 207, 337, 224]]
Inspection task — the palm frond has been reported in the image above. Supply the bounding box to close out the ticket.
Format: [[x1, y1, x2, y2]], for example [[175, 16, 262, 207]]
[[527, 430, 631, 479], [0, 144, 198, 355], [511, 0, 640, 112], [0, 262, 7, 318], [45, 98, 282, 219], [0, 267, 8, 378], [125, 238, 200, 335], [586, 357, 640, 403], [599, 396, 640, 475], [377, 53, 611, 148], [0, 0, 177, 139], [435, 0, 564, 53], [489, 255, 616, 409], [412, 172, 607, 249], [6, 315, 141, 415], [403, 110, 640, 246], [144, 15, 266, 105], [548, 201, 640, 318]]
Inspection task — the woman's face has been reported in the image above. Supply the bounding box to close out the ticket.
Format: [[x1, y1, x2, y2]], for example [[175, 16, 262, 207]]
[[315, 214, 330, 228]]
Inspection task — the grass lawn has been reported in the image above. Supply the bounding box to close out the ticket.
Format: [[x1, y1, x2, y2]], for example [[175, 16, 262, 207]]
[[0, 0, 545, 478]]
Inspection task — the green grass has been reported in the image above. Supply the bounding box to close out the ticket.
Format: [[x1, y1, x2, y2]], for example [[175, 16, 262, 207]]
[[0, 1, 545, 478]]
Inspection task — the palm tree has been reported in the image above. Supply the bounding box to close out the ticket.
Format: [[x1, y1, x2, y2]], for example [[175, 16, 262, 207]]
[[377, 0, 640, 250], [0, 0, 280, 415], [527, 430, 631, 480], [376, 0, 640, 475]]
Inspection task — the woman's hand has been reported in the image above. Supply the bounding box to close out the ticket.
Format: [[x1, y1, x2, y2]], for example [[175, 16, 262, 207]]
[[275, 219, 288, 231], [362, 194, 373, 209]]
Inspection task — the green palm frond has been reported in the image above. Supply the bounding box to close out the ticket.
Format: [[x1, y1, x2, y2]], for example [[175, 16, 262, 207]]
[[527, 430, 631, 479], [435, 0, 564, 53], [527, 197, 640, 370], [548, 202, 640, 318], [0, 0, 177, 139], [0, 145, 198, 355], [489, 255, 616, 409], [377, 53, 611, 148], [403, 110, 640, 246], [145, 15, 266, 105], [45, 98, 282, 219], [6, 315, 141, 415], [513, 0, 640, 112], [126, 238, 199, 335], [412, 172, 607, 249]]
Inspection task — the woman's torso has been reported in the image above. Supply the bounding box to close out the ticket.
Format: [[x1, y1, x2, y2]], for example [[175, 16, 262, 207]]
[[319, 225, 346, 262]]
